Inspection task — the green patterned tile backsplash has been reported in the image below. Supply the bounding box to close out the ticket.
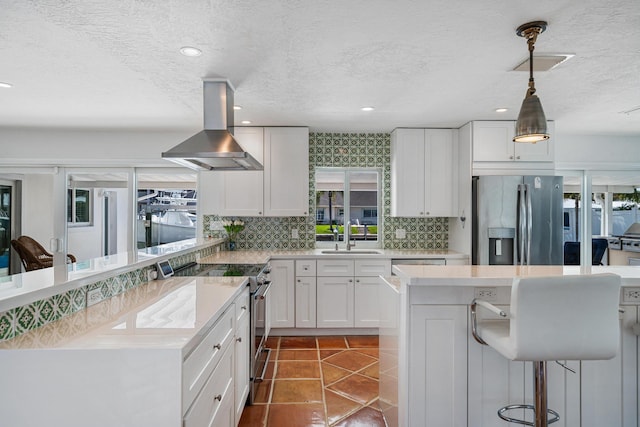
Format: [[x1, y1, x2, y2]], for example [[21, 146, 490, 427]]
[[204, 132, 449, 250], [0, 243, 220, 342]]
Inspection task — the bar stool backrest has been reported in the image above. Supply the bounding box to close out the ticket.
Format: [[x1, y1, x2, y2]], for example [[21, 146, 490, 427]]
[[509, 273, 621, 361]]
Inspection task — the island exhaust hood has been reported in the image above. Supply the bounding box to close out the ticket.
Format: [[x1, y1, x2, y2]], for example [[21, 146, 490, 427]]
[[162, 79, 263, 171]]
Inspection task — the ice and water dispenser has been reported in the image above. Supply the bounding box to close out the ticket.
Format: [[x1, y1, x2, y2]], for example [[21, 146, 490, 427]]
[[488, 227, 515, 265]]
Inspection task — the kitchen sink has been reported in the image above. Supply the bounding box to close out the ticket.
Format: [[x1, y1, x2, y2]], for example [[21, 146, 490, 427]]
[[321, 249, 382, 255]]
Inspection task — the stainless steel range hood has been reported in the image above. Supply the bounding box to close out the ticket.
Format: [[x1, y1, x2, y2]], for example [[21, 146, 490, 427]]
[[162, 79, 263, 171]]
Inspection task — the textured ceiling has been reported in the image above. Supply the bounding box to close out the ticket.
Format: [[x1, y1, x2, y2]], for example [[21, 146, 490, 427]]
[[1, 0, 639, 135]]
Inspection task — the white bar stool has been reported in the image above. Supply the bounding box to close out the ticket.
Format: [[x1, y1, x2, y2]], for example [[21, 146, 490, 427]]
[[471, 273, 622, 427]]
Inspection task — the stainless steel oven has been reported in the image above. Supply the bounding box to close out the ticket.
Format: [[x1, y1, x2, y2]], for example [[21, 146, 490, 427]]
[[251, 267, 272, 403], [173, 261, 272, 404]]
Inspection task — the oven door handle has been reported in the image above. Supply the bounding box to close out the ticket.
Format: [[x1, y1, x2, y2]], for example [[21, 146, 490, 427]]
[[254, 348, 272, 383]]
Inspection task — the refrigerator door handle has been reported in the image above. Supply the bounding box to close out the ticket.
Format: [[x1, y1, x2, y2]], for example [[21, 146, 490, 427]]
[[517, 184, 526, 265], [526, 184, 532, 266]]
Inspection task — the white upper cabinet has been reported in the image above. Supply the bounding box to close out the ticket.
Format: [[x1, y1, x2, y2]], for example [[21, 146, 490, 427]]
[[391, 128, 458, 217], [472, 121, 553, 163], [199, 127, 309, 217], [264, 127, 309, 216]]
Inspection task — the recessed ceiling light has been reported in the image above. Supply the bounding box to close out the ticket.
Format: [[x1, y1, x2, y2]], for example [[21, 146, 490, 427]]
[[495, 108, 508, 113], [179, 46, 202, 57], [361, 106, 375, 111], [233, 105, 242, 110], [0, 82, 13, 88], [241, 120, 252, 125]]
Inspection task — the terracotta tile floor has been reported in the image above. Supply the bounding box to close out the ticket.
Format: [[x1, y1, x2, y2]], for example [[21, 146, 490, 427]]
[[238, 335, 387, 427]]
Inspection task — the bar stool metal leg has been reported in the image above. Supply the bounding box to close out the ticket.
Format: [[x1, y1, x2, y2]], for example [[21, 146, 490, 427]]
[[497, 361, 560, 426]]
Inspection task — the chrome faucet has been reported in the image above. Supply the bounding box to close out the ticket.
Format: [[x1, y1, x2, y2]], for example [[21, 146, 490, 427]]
[[345, 221, 356, 251]]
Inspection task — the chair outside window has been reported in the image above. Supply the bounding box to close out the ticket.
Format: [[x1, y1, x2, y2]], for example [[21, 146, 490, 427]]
[[10, 235, 76, 272]]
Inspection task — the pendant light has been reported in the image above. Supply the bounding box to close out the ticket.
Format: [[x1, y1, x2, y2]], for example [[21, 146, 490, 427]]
[[513, 21, 549, 143]]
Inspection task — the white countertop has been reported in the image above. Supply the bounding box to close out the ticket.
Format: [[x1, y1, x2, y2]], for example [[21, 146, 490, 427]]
[[392, 264, 640, 286], [0, 275, 248, 353], [199, 249, 468, 264], [0, 238, 224, 313]]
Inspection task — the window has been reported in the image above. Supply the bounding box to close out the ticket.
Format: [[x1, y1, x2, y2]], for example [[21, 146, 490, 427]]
[[67, 188, 92, 226], [315, 168, 381, 246]]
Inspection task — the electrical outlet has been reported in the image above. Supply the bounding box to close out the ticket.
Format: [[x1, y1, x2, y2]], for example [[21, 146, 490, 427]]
[[291, 228, 299, 239], [86, 288, 103, 307], [623, 287, 640, 303], [474, 287, 498, 301], [395, 229, 406, 239]]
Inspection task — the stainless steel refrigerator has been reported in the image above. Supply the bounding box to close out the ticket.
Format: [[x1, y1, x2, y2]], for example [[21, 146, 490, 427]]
[[472, 175, 564, 265]]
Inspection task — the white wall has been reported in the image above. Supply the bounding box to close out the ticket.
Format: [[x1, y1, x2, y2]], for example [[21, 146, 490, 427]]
[[555, 133, 640, 170], [21, 174, 55, 249], [0, 127, 194, 167]]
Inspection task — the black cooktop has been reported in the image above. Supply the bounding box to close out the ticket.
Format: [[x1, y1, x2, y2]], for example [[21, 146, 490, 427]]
[[173, 262, 266, 277]]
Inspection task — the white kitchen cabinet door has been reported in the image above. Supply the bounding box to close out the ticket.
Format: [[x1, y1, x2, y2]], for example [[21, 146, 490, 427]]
[[199, 127, 264, 217], [316, 277, 354, 328], [233, 300, 250, 423], [391, 128, 425, 217], [472, 121, 553, 163], [268, 260, 295, 328], [354, 276, 381, 328], [391, 128, 458, 217], [295, 276, 317, 328], [263, 127, 309, 216], [425, 129, 457, 217], [580, 307, 638, 427], [409, 305, 467, 427]]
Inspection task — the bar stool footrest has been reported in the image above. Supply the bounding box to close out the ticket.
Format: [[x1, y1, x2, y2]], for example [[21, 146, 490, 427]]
[[497, 404, 560, 426]]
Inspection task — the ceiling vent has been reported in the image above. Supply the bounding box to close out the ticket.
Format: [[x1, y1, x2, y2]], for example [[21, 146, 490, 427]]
[[513, 54, 574, 71]]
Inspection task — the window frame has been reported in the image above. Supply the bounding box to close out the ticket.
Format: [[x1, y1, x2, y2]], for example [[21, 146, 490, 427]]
[[67, 188, 93, 227], [314, 167, 382, 248]]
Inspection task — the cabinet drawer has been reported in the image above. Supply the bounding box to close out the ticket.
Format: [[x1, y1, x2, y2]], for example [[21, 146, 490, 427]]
[[183, 342, 234, 426], [183, 305, 234, 412], [355, 259, 391, 276], [317, 259, 355, 276], [234, 288, 250, 323], [296, 259, 316, 276]]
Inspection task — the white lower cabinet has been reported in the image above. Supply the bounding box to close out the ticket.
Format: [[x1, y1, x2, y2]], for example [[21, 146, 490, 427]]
[[580, 306, 638, 427], [316, 258, 391, 328], [388, 279, 640, 427], [295, 276, 317, 328], [183, 341, 235, 427], [317, 276, 355, 327], [354, 276, 382, 327], [269, 260, 295, 328], [409, 305, 468, 427], [233, 288, 251, 425]]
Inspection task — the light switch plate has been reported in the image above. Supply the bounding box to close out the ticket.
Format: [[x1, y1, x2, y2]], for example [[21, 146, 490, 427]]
[[395, 229, 406, 239], [291, 228, 299, 239]]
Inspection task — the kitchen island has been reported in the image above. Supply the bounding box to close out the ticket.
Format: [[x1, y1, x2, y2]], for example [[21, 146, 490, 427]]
[[0, 275, 250, 427], [381, 264, 640, 427]]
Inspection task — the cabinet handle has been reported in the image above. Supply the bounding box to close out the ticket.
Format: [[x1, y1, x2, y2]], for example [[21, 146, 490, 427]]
[[420, 212, 424, 215], [426, 212, 430, 215], [509, 155, 514, 159], [241, 305, 247, 310], [348, 279, 353, 282], [258, 211, 262, 215], [214, 394, 222, 402], [236, 337, 242, 343], [516, 156, 521, 160], [356, 279, 360, 283], [297, 279, 301, 282], [213, 343, 222, 350]]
